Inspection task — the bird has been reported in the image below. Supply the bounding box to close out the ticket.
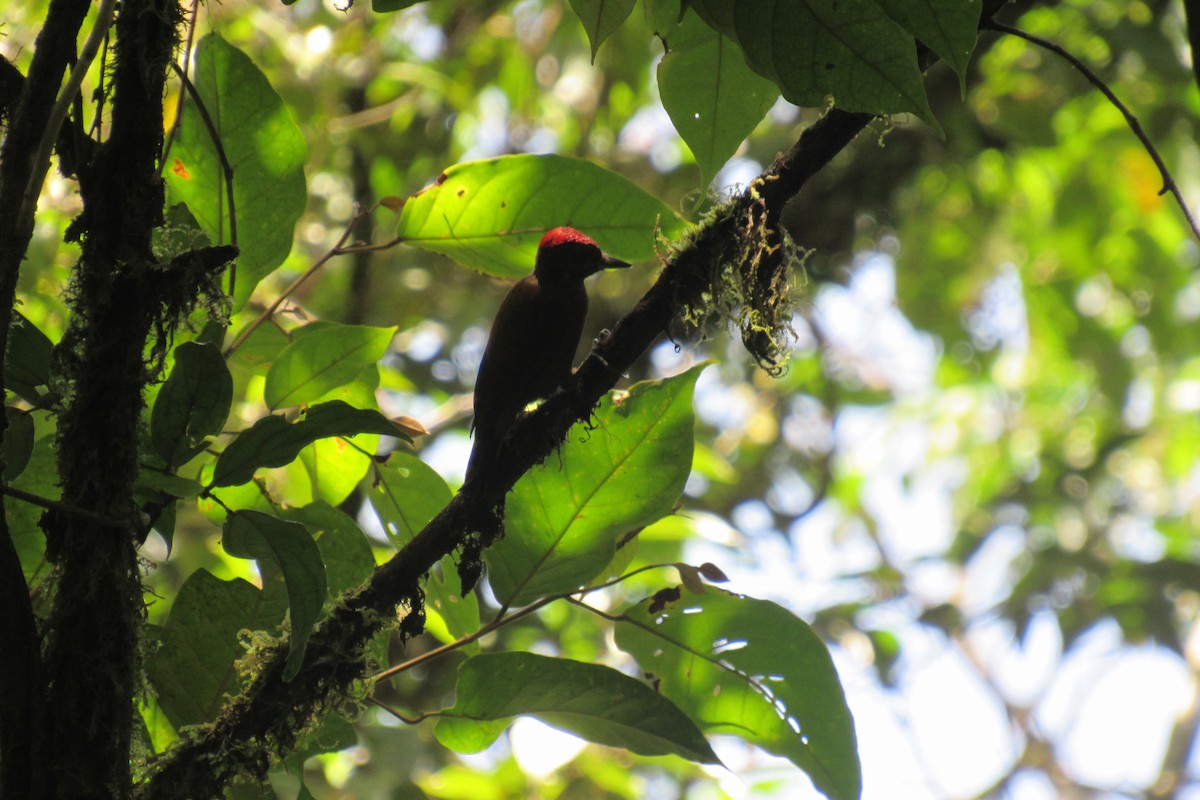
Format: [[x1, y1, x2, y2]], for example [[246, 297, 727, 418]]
[[464, 226, 630, 488]]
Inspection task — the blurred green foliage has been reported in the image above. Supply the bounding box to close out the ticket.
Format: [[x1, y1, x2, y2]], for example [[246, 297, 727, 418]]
[[5, 0, 1200, 797]]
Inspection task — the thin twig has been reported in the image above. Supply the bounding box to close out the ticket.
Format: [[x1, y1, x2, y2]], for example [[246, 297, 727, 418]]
[[0, 484, 130, 529], [372, 562, 682, 682], [985, 20, 1200, 242], [222, 206, 397, 358], [335, 235, 404, 254], [367, 697, 431, 725], [18, 0, 118, 231], [566, 594, 787, 725], [373, 594, 555, 681]]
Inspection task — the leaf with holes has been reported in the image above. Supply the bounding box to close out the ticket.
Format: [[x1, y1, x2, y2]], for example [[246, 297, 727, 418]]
[[396, 154, 685, 278], [615, 587, 861, 800]]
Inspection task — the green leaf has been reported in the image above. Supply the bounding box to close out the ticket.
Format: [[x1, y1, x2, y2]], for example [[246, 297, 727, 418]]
[[435, 652, 719, 764], [211, 400, 409, 488], [300, 431, 378, 506], [227, 316, 291, 379], [486, 364, 705, 607], [138, 693, 178, 754], [297, 375, 380, 505], [615, 588, 860, 800], [658, 11, 778, 187], [134, 470, 204, 499], [6, 311, 54, 403], [3, 407, 34, 481], [282, 502, 378, 598], [145, 569, 269, 729], [695, 0, 936, 125], [264, 324, 396, 411], [151, 341, 233, 466], [164, 33, 307, 311], [568, 0, 636, 61], [369, 454, 479, 645], [396, 154, 686, 278], [874, 0, 981, 91], [149, 502, 177, 555], [223, 510, 327, 681], [369, 453, 450, 543]]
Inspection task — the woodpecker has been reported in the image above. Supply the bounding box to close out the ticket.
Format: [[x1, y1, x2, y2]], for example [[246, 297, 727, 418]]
[[464, 227, 630, 487]]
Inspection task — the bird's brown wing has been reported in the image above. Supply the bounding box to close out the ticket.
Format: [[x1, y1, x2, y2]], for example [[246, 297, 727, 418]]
[[465, 276, 588, 487], [471, 276, 586, 437]]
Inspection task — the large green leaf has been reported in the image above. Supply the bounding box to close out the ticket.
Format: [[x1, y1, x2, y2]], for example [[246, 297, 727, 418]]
[[396, 154, 685, 278], [151, 341, 233, 466], [210, 401, 409, 488], [435, 652, 719, 764], [568, 0, 636, 60], [264, 323, 396, 411], [615, 588, 861, 800], [658, 10, 778, 187], [874, 0, 981, 90], [369, 454, 479, 646], [223, 510, 327, 681], [691, 0, 935, 125], [486, 365, 705, 607], [145, 569, 273, 729], [164, 33, 307, 311]]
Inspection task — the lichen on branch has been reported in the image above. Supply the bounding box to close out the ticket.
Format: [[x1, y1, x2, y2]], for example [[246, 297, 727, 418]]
[[667, 174, 807, 376]]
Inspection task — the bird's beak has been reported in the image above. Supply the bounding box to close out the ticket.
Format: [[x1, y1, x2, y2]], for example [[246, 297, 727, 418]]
[[602, 254, 631, 269]]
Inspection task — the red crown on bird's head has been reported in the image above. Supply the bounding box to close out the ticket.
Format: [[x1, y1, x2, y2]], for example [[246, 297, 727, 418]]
[[534, 226, 629, 280], [538, 226, 598, 251]]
